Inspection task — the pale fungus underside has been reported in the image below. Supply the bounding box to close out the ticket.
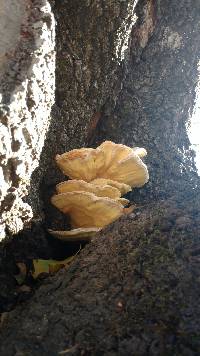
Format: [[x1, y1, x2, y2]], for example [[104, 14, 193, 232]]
[[48, 227, 101, 241], [49, 141, 149, 241]]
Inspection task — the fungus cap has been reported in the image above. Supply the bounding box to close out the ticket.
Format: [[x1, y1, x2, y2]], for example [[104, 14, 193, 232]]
[[51, 191, 124, 228], [100, 151, 149, 187], [56, 179, 121, 199], [55, 148, 104, 181], [91, 178, 131, 195], [132, 147, 147, 158], [117, 197, 130, 206], [55, 141, 148, 188], [98, 141, 133, 171], [97, 141, 149, 187]]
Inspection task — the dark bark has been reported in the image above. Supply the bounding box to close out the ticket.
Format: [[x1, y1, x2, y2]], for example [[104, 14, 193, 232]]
[[93, 0, 200, 202], [1, 192, 200, 355], [29, 0, 138, 223], [32, 0, 136, 186]]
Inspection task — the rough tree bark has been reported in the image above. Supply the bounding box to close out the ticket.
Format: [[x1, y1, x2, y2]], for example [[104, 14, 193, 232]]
[[0, 0, 200, 355], [93, 0, 200, 202], [0, 0, 55, 239]]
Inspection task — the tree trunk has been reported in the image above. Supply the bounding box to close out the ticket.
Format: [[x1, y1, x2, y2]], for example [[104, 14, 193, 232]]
[[93, 0, 200, 202], [0, 0, 200, 354], [0, 0, 55, 239]]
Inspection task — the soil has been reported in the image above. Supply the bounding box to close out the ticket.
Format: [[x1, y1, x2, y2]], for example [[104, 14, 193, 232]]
[[1, 186, 200, 355]]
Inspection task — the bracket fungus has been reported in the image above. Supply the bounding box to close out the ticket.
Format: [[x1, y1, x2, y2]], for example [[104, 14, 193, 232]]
[[91, 178, 131, 196], [55, 141, 149, 187], [49, 141, 149, 241], [48, 227, 101, 242], [51, 192, 124, 228], [97, 141, 149, 187], [56, 179, 121, 199], [55, 148, 105, 182]]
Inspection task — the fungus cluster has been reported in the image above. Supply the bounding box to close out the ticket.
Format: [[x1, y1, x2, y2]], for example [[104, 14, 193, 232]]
[[49, 141, 149, 241]]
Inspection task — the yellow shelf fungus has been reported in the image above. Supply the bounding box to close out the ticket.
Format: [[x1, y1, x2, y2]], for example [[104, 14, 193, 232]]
[[55, 141, 148, 187], [55, 148, 104, 182], [51, 191, 124, 228], [49, 141, 149, 241], [97, 141, 149, 187], [91, 178, 131, 196], [56, 179, 121, 199], [48, 227, 101, 242]]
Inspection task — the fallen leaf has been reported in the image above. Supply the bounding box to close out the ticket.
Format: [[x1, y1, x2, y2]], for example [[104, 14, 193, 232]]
[[32, 255, 75, 279]]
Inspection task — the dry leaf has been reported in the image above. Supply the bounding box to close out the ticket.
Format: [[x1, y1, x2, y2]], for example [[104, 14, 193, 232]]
[[32, 255, 75, 279]]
